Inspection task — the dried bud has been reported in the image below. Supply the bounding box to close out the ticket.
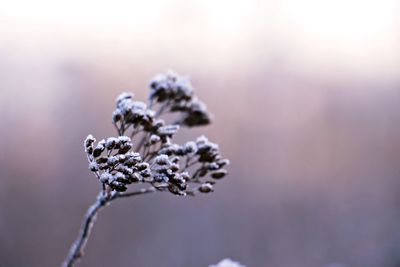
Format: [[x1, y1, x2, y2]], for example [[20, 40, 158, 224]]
[[208, 162, 220, 171], [89, 162, 99, 172], [158, 124, 180, 137], [84, 134, 96, 154], [217, 159, 230, 167], [211, 169, 227, 179], [117, 154, 126, 163], [99, 172, 112, 183], [118, 136, 131, 144], [154, 154, 169, 165], [170, 156, 180, 164], [170, 163, 179, 172], [93, 144, 105, 157], [181, 99, 212, 127], [181, 172, 190, 181], [125, 152, 141, 166], [184, 141, 197, 154], [105, 137, 119, 150], [116, 92, 134, 104], [85, 72, 229, 196], [137, 162, 149, 171], [113, 172, 127, 183], [149, 71, 193, 103], [130, 173, 142, 182], [153, 119, 165, 129], [199, 183, 214, 193], [96, 157, 108, 164], [140, 169, 152, 177], [112, 110, 123, 123], [107, 156, 119, 166], [149, 134, 161, 145], [118, 142, 132, 154]]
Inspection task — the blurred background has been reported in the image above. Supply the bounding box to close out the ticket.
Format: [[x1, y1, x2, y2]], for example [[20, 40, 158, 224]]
[[0, 0, 400, 266]]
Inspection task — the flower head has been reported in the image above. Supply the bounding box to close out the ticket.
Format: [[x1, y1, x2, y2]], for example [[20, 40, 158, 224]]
[[85, 71, 228, 196]]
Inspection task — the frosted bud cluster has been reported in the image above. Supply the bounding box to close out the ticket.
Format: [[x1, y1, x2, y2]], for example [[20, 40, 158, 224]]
[[84, 71, 229, 196]]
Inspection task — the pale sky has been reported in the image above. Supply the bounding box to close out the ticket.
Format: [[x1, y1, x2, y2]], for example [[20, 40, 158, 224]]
[[0, 0, 398, 78]]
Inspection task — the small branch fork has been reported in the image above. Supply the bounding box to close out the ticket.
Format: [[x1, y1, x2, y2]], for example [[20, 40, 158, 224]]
[[62, 187, 158, 267], [64, 87, 213, 267]]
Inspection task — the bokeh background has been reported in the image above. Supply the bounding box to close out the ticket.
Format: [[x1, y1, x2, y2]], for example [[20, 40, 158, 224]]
[[1, 0, 400, 266]]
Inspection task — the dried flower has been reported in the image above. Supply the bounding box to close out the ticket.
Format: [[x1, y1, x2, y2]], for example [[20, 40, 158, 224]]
[[64, 71, 230, 267], [199, 183, 214, 193], [149, 70, 193, 103], [149, 71, 212, 128]]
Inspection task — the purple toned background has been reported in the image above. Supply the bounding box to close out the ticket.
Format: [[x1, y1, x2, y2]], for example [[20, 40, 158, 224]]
[[0, 1, 400, 266]]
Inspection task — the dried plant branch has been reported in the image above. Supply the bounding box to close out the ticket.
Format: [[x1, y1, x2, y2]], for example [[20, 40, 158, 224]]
[[115, 186, 157, 199], [62, 187, 159, 267], [62, 192, 108, 267], [62, 71, 229, 266]]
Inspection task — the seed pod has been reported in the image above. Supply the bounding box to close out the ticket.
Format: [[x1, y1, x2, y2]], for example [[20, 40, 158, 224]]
[[170, 163, 179, 172], [208, 162, 220, 171], [137, 162, 149, 171], [93, 144, 105, 157], [217, 159, 230, 167], [129, 173, 141, 183], [118, 136, 131, 144], [116, 92, 134, 104], [211, 169, 227, 179], [180, 172, 190, 181], [168, 184, 186, 196], [116, 165, 133, 175], [149, 134, 160, 145], [199, 183, 213, 193], [96, 157, 108, 164], [110, 181, 127, 192], [106, 137, 119, 150], [154, 173, 168, 183], [199, 168, 208, 177], [118, 142, 132, 154], [140, 169, 152, 177], [99, 173, 112, 183], [114, 172, 127, 182], [112, 110, 123, 123], [155, 154, 169, 165], [84, 135, 96, 154], [107, 156, 119, 166], [170, 156, 180, 164], [117, 154, 126, 163], [184, 141, 197, 154], [125, 152, 141, 166], [89, 162, 99, 172], [153, 119, 165, 129]]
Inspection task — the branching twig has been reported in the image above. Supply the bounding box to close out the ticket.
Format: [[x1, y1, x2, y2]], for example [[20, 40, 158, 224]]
[[63, 72, 228, 267], [62, 188, 157, 267], [62, 192, 108, 267]]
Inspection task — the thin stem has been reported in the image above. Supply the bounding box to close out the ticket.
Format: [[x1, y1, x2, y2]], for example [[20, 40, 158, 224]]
[[135, 135, 147, 152], [62, 187, 157, 267], [62, 192, 109, 267], [155, 101, 170, 118], [116, 187, 156, 199]]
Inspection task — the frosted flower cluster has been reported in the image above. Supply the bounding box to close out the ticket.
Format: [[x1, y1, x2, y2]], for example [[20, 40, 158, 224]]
[[149, 70, 212, 127], [85, 71, 228, 196], [209, 259, 246, 267]]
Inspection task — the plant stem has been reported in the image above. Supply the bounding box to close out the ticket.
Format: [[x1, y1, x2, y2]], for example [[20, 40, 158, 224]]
[[62, 188, 156, 267], [62, 192, 109, 267]]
